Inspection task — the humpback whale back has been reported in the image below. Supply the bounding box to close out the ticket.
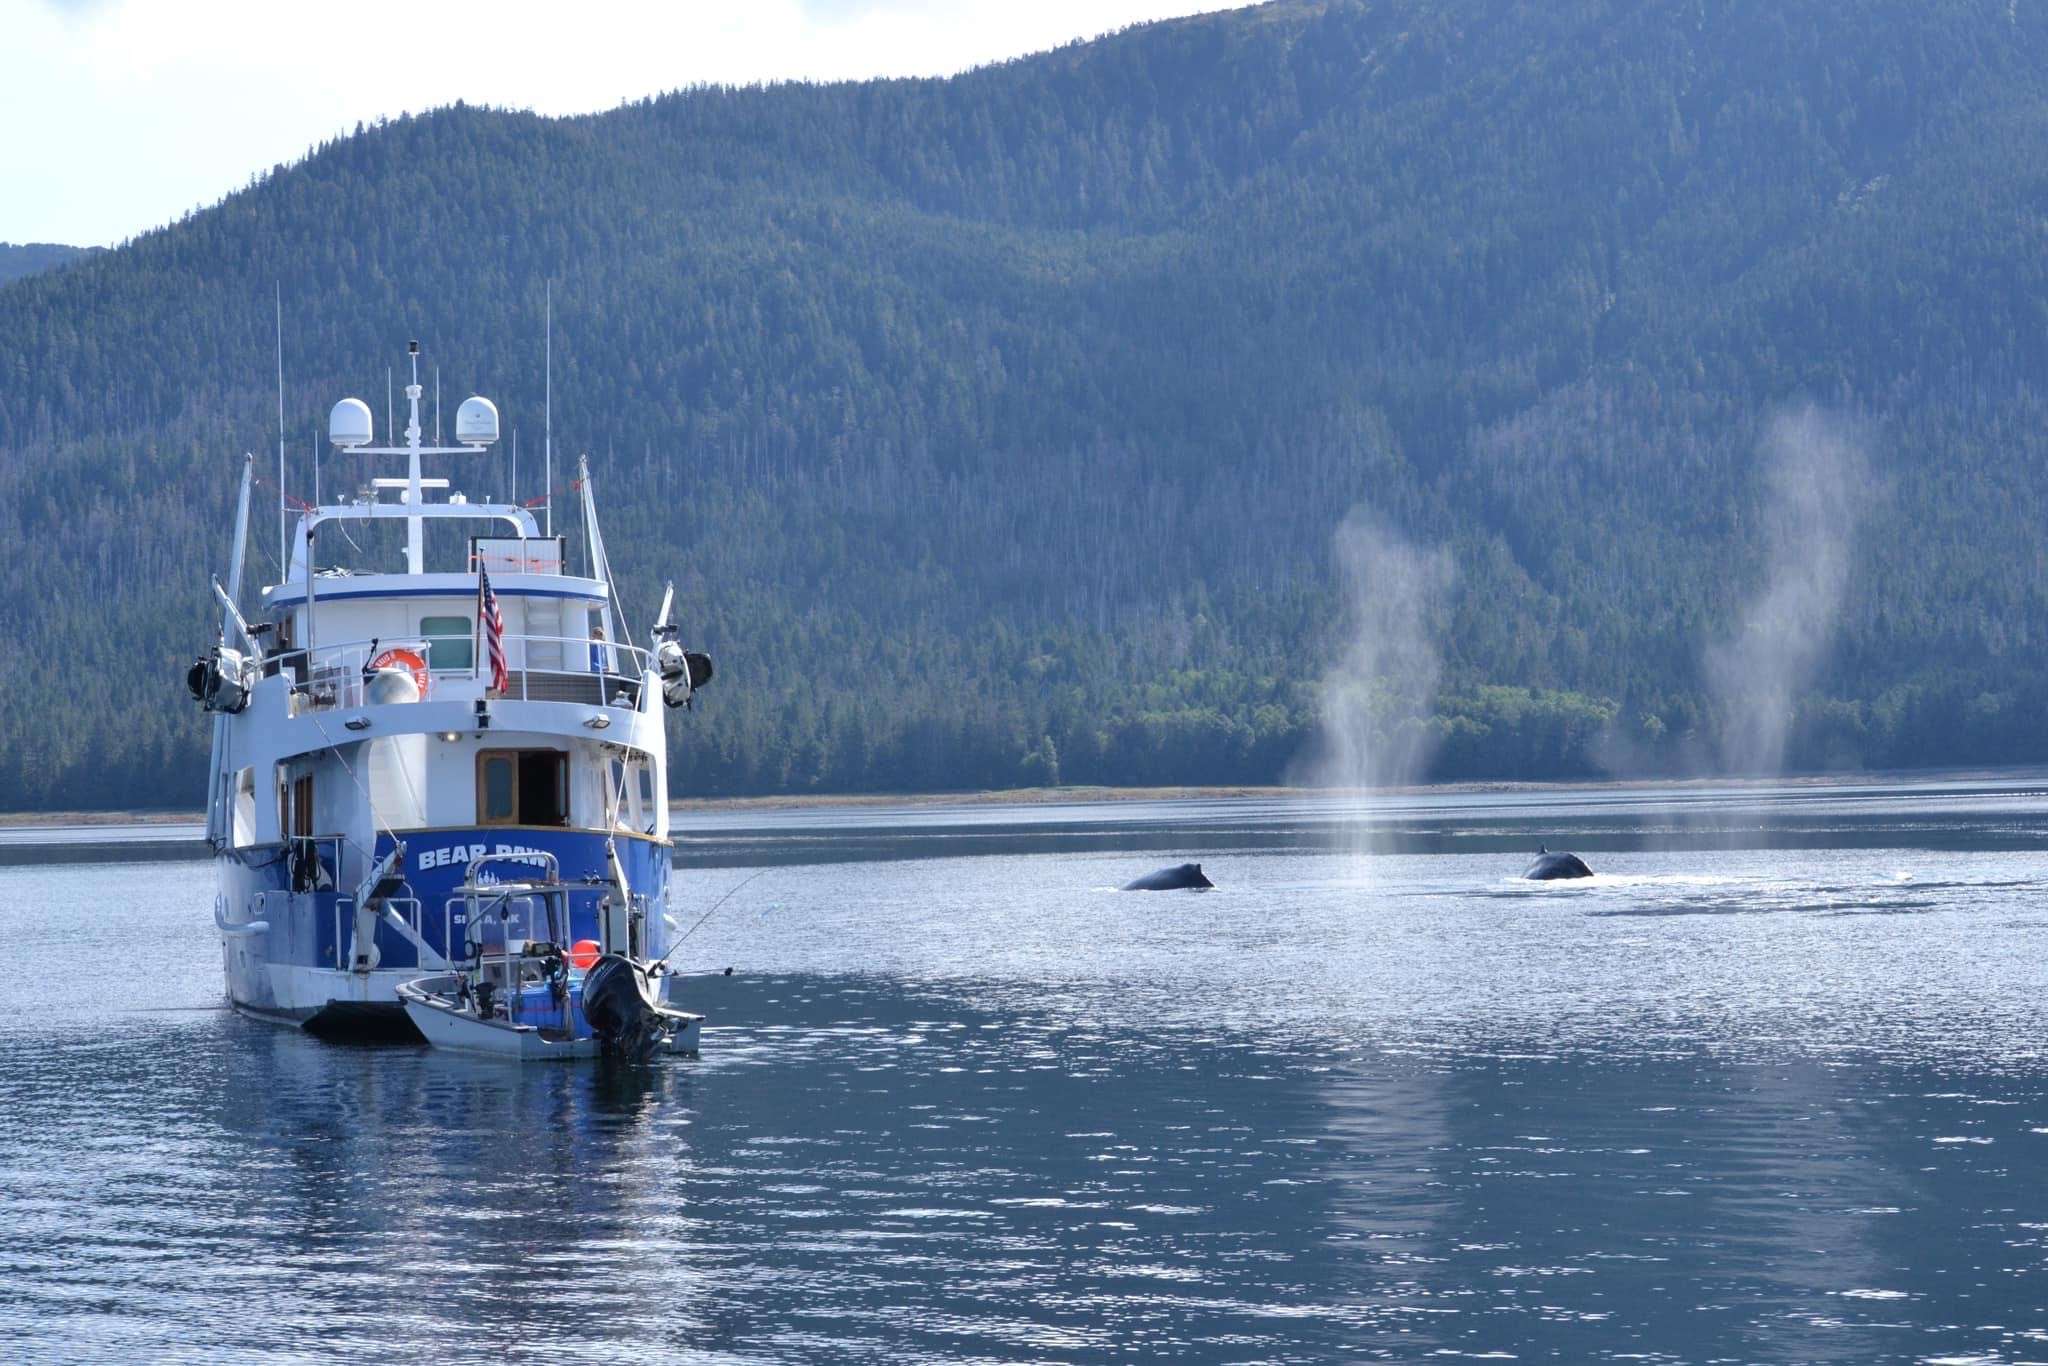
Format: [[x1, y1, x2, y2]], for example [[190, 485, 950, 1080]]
[[1523, 850, 1594, 880], [1123, 862, 1216, 891]]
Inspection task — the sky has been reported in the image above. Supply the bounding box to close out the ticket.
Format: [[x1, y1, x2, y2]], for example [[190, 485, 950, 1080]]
[[1, 0, 1247, 247]]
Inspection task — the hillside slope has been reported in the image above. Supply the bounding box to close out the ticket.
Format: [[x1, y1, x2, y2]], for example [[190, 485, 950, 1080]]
[[4, 0, 2048, 806], [0, 242, 92, 286]]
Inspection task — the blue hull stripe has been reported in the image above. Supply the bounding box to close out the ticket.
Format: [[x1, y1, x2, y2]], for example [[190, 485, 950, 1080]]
[[265, 585, 604, 607]]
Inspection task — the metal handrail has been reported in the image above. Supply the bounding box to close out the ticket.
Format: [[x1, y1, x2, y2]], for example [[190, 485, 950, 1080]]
[[453, 872, 572, 1030], [271, 632, 651, 674], [459, 850, 565, 889], [269, 632, 649, 710], [214, 893, 270, 938]]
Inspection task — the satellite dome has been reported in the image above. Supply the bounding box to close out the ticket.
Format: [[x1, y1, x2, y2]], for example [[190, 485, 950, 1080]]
[[329, 397, 373, 448], [455, 395, 499, 446], [364, 667, 421, 706]]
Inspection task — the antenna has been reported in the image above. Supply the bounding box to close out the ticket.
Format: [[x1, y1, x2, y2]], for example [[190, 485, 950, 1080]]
[[275, 283, 286, 576], [435, 365, 441, 445], [386, 367, 393, 454], [311, 424, 320, 507], [544, 280, 553, 539], [404, 340, 424, 574], [512, 427, 519, 516]]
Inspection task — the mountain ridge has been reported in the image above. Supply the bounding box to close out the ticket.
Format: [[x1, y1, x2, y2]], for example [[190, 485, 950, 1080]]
[[3, 0, 2048, 808], [0, 242, 94, 287]]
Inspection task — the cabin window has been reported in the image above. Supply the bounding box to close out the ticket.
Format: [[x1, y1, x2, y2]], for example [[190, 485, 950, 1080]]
[[476, 749, 568, 827], [276, 767, 315, 838], [421, 615, 474, 671], [231, 766, 258, 848], [480, 754, 515, 822], [291, 774, 314, 837], [607, 754, 658, 834]]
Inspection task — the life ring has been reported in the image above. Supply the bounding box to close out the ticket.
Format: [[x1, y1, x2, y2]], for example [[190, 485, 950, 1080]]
[[367, 646, 431, 698]]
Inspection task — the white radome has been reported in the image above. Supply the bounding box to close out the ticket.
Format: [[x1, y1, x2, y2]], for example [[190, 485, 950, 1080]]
[[455, 395, 499, 446], [329, 397, 373, 448]]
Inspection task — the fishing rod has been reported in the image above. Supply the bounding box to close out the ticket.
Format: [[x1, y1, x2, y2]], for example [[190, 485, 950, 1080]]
[[650, 868, 768, 972]]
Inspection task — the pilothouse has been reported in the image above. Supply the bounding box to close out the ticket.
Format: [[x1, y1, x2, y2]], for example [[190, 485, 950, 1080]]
[[192, 340, 714, 1042]]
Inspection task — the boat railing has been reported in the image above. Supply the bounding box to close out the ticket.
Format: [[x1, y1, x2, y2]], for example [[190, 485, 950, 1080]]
[[461, 850, 564, 888], [452, 872, 576, 1032], [266, 633, 649, 711], [331, 891, 440, 970]]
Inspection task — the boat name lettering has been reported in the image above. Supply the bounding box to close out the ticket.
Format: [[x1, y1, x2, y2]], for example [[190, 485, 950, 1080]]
[[415, 843, 551, 872]]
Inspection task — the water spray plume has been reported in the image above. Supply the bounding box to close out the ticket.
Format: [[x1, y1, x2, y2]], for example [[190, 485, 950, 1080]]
[[1705, 405, 1868, 777], [1301, 509, 1456, 856]]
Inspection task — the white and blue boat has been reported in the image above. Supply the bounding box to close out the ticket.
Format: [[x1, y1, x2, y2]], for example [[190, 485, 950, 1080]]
[[191, 342, 714, 1038]]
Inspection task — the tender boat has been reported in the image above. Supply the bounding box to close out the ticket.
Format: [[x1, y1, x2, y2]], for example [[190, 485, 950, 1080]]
[[396, 853, 703, 1059], [191, 339, 716, 1039]]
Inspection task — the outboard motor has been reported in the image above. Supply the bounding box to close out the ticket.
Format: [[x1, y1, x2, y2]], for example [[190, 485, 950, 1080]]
[[655, 639, 715, 710], [185, 645, 254, 714], [581, 953, 671, 1060]]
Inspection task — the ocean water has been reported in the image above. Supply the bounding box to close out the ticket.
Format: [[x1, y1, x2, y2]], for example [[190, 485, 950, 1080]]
[[5, 779, 2048, 1363]]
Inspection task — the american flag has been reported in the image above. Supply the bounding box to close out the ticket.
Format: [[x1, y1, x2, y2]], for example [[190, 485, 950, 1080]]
[[478, 565, 508, 694]]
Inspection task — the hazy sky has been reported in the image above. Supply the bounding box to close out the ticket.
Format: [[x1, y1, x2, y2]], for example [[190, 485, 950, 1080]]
[[2, 0, 1246, 247]]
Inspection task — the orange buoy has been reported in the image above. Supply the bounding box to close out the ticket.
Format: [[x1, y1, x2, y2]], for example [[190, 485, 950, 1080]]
[[366, 646, 430, 698], [568, 939, 602, 971]]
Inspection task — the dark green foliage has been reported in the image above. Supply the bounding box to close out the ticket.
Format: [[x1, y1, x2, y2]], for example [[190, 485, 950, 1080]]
[[0, 243, 93, 287], [4, 0, 2048, 808]]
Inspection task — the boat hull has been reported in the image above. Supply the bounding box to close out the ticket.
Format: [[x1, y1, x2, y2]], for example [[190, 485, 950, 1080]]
[[398, 973, 703, 1060], [216, 828, 673, 1034]]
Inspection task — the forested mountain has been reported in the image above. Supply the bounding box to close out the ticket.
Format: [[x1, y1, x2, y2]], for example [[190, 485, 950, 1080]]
[[0, 243, 91, 286], [4, 0, 2048, 808]]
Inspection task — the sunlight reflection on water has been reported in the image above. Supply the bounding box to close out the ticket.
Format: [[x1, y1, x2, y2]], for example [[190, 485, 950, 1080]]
[[3, 780, 2048, 1361]]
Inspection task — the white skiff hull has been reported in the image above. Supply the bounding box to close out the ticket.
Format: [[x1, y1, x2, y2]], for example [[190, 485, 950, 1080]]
[[398, 974, 702, 1060]]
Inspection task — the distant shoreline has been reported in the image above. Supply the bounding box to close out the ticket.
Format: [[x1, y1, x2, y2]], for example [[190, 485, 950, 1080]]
[[8, 765, 2045, 829]]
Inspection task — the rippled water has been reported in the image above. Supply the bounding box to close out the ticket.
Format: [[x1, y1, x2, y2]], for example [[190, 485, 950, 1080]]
[[7, 779, 2048, 1363]]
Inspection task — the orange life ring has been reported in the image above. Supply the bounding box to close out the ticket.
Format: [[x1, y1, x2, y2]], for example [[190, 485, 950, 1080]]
[[367, 646, 431, 698]]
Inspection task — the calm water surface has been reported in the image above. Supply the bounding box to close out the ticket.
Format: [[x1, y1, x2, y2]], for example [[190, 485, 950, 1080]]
[[6, 779, 2048, 1363]]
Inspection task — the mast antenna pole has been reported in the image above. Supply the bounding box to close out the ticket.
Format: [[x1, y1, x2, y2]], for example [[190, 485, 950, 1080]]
[[405, 341, 424, 574], [435, 365, 442, 445], [275, 282, 287, 575], [544, 280, 553, 539]]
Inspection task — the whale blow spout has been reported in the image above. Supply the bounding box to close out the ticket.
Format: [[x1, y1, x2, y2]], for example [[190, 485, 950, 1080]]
[[1523, 847, 1593, 881], [1123, 862, 1216, 891]]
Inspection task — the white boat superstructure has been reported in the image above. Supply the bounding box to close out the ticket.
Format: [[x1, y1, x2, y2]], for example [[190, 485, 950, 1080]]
[[193, 341, 714, 1036]]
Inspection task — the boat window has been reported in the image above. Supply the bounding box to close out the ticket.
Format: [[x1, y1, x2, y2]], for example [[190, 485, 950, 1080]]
[[607, 755, 659, 834], [421, 615, 474, 671], [476, 749, 568, 827], [276, 767, 315, 838], [609, 757, 631, 831], [231, 766, 258, 848], [479, 754, 516, 824]]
